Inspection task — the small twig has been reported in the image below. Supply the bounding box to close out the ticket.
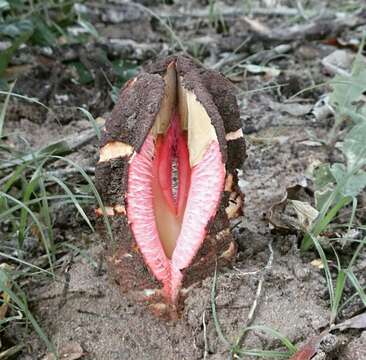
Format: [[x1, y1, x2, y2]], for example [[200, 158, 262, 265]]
[[247, 275, 265, 326], [91, 1, 303, 18], [46, 166, 95, 180], [212, 36, 252, 71], [158, 6, 303, 20], [237, 240, 274, 347], [211, 262, 231, 348], [247, 240, 274, 326], [212, 53, 247, 71], [58, 253, 74, 309], [203, 310, 209, 360], [230, 219, 243, 231], [243, 14, 364, 44], [232, 267, 261, 277], [223, 44, 291, 76]]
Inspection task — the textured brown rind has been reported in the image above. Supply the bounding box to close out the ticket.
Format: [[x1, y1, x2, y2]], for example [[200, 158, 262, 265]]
[[98, 216, 235, 304], [96, 73, 164, 206], [144, 55, 246, 173], [95, 55, 245, 314], [200, 69, 246, 174], [100, 73, 165, 150], [176, 57, 228, 162]]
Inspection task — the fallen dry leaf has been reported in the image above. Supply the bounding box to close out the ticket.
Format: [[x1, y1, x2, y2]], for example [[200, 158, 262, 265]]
[[290, 312, 366, 360], [289, 331, 329, 360], [333, 312, 366, 331], [290, 200, 319, 231], [268, 183, 315, 234], [321, 49, 354, 76], [42, 342, 84, 360]]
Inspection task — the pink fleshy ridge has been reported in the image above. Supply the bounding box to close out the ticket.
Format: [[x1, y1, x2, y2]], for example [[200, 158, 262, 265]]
[[127, 128, 225, 303], [127, 135, 171, 287], [171, 141, 225, 302]]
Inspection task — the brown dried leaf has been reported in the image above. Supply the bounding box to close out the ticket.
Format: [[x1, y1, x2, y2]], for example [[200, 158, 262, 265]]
[[334, 312, 366, 331], [42, 342, 84, 360], [289, 331, 328, 360], [268, 183, 315, 234], [289, 345, 317, 360], [290, 312, 366, 360], [321, 49, 354, 76]]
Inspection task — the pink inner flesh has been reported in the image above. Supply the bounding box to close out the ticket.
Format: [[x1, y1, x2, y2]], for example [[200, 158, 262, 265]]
[[127, 113, 225, 303], [151, 116, 191, 259]]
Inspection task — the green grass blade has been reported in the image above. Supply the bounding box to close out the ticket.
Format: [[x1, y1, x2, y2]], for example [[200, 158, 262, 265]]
[[236, 325, 297, 354], [302, 193, 350, 252], [348, 236, 366, 270], [77, 107, 101, 140], [347, 197, 357, 232], [129, 2, 186, 53], [331, 270, 346, 323], [301, 233, 313, 252], [0, 344, 25, 358], [310, 234, 334, 316], [0, 194, 93, 220], [314, 196, 350, 237], [0, 82, 15, 138], [236, 349, 292, 358], [0, 191, 53, 272], [0, 90, 50, 112], [346, 271, 366, 307], [18, 176, 41, 247], [0, 272, 55, 354], [38, 176, 55, 258], [46, 174, 94, 232], [0, 24, 33, 77], [211, 266, 231, 348], [0, 139, 73, 170], [50, 155, 114, 244], [339, 287, 366, 313], [0, 163, 28, 193], [0, 252, 53, 276], [0, 314, 23, 326]]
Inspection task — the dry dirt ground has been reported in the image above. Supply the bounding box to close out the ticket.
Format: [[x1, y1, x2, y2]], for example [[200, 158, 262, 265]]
[[2, 0, 366, 359]]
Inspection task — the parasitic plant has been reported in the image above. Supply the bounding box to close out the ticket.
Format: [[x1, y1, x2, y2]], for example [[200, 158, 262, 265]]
[[95, 56, 245, 315]]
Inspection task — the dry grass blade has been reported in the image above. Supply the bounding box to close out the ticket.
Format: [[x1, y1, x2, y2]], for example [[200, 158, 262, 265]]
[[0, 83, 15, 138], [211, 265, 231, 348], [0, 269, 55, 355]]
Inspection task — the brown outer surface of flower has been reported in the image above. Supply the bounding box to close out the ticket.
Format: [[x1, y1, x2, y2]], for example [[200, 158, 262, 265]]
[[95, 55, 246, 316]]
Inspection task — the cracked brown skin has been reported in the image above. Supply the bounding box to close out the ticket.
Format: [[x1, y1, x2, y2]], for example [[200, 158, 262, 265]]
[[95, 55, 246, 315], [100, 73, 165, 150]]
